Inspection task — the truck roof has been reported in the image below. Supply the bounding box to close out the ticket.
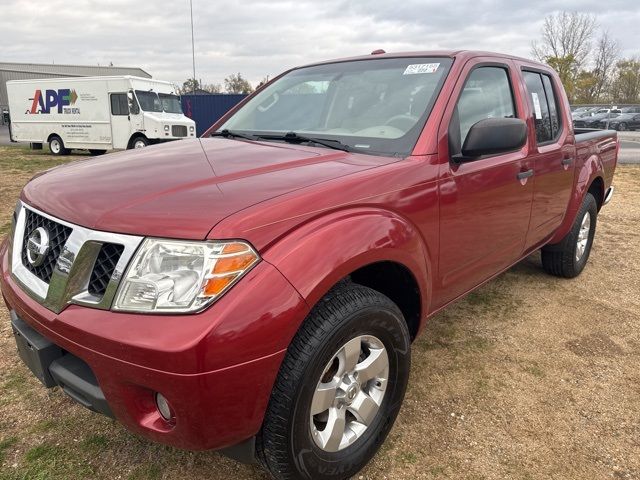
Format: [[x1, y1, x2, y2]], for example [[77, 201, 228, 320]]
[[6, 75, 174, 85], [301, 50, 550, 70]]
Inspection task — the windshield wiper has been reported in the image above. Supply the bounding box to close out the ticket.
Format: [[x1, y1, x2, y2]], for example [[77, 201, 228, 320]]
[[256, 132, 351, 152], [211, 129, 258, 141]]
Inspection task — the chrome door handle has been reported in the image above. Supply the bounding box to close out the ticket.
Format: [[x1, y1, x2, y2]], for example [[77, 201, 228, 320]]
[[517, 169, 534, 180], [562, 157, 573, 166]]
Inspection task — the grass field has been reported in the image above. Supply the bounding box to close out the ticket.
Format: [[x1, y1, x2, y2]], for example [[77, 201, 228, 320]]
[[0, 145, 639, 480]]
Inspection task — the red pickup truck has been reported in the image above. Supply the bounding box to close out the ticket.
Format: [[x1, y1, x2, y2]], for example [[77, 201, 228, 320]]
[[1, 50, 617, 479]]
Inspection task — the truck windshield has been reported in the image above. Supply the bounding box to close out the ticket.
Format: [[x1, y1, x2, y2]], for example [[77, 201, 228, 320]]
[[135, 91, 163, 112], [159, 93, 183, 114], [217, 57, 453, 156]]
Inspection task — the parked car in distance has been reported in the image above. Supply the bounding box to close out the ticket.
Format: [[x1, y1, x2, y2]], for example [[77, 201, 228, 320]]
[[1, 50, 618, 480], [607, 112, 640, 131], [574, 111, 621, 128], [620, 106, 640, 114]]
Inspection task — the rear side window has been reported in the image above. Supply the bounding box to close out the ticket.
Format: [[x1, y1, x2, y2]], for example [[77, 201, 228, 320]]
[[110, 93, 128, 116], [523, 71, 561, 143], [450, 66, 516, 155]]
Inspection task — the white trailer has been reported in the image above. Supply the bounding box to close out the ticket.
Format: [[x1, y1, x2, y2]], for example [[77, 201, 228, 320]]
[[6, 76, 196, 155]]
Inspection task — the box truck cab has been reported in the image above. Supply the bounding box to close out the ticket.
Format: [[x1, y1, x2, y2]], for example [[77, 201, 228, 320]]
[[6, 76, 196, 155]]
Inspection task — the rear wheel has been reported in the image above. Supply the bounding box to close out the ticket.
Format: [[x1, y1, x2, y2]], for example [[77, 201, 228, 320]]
[[541, 192, 597, 278], [49, 135, 69, 156], [618, 122, 628, 131], [257, 282, 410, 480]]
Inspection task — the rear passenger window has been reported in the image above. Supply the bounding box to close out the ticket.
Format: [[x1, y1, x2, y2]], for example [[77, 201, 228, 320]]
[[450, 66, 516, 155], [523, 71, 561, 143], [110, 93, 129, 116]]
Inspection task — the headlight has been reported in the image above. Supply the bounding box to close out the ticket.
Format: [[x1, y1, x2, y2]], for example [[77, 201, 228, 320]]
[[113, 239, 259, 313], [189, 125, 195, 132], [164, 125, 170, 132]]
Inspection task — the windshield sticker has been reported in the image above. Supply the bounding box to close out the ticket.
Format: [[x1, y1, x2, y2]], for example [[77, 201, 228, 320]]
[[531, 92, 543, 119], [403, 63, 440, 75]]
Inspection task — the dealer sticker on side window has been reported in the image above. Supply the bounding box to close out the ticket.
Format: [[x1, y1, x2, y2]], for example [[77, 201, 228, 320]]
[[403, 63, 440, 75]]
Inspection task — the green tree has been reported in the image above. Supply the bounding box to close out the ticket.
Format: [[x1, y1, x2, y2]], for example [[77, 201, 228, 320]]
[[573, 70, 599, 104], [546, 55, 579, 102], [224, 73, 254, 94], [610, 59, 640, 104]]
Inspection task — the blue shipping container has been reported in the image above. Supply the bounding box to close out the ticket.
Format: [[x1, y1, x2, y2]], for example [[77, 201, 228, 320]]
[[181, 94, 247, 136]]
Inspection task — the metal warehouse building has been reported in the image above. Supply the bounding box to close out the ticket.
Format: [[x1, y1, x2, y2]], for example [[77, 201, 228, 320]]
[[0, 62, 151, 124]]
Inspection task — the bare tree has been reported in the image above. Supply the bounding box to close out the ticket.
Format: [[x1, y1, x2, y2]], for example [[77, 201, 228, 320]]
[[224, 73, 254, 94], [531, 12, 597, 70], [590, 32, 620, 101]]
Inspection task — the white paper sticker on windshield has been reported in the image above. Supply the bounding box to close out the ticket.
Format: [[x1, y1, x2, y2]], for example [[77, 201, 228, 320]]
[[403, 63, 440, 75], [531, 92, 543, 119]]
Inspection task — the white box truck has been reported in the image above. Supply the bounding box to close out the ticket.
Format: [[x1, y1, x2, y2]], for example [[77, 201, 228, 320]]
[[6, 76, 196, 155]]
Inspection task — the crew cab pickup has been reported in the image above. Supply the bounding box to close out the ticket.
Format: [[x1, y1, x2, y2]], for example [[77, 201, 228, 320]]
[[0, 50, 617, 480]]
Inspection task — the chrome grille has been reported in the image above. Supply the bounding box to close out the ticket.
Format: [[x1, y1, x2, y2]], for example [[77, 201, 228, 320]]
[[21, 209, 72, 283], [172, 125, 187, 137], [10, 202, 143, 313]]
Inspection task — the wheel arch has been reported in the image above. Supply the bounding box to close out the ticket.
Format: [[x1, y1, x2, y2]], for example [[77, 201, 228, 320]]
[[262, 207, 431, 341], [549, 152, 605, 244]]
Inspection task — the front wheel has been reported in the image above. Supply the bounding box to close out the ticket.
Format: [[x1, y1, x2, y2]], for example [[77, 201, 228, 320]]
[[541, 192, 597, 278], [129, 136, 149, 149], [617, 122, 627, 131], [257, 283, 411, 480]]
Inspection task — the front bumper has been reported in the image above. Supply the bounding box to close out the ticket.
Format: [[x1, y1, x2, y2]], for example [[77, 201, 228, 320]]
[[1, 238, 308, 451]]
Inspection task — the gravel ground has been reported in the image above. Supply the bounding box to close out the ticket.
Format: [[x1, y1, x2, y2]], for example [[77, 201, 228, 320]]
[[0, 146, 638, 480]]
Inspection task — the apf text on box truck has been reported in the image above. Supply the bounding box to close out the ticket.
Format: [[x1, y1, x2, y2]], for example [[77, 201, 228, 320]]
[[6, 76, 196, 155]]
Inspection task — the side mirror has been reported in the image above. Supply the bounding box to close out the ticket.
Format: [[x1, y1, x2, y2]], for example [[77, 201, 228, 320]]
[[459, 117, 527, 160]]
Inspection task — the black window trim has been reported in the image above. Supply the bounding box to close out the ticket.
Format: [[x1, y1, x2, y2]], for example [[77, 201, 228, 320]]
[[448, 61, 521, 161], [110, 93, 129, 116], [521, 67, 564, 146]]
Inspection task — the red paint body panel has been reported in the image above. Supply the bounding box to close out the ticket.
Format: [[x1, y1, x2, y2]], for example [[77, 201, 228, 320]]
[[1, 50, 617, 451]]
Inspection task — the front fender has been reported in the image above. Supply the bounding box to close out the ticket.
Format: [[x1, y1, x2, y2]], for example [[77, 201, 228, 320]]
[[263, 207, 431, 320], [549, 152, 603, 244]]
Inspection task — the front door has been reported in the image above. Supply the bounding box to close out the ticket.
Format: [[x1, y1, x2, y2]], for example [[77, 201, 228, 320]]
[[109, 92, 131, 149], [435, 60, 534, 307]]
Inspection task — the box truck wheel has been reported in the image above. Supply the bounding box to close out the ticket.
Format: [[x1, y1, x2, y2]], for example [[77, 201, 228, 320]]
[[49, 136, 69, 156], [129, 136, 149, 149]]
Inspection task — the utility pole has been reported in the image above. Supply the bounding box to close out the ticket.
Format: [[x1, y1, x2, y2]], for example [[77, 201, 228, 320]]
[[190, 0, 196, 94]]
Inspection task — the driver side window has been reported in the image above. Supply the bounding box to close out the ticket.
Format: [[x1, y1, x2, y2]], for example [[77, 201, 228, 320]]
[[449, 66, 516, 156]]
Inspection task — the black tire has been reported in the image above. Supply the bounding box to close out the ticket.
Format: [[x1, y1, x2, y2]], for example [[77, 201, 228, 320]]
[[128, 136, 149, 149], [89, 149, 107, 156], [257, 282, 411, 480], [617, 122, 627, 131], [541, 192, 597, 278], [49, 135, 69, 156]]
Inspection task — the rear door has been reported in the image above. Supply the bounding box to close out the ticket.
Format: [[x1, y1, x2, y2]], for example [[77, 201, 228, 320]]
[[521, 69, 574, 248], [435, 59, 534, 307]]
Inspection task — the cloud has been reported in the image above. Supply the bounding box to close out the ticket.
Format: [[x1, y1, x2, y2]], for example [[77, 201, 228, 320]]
[[0, 0, 638, 86]]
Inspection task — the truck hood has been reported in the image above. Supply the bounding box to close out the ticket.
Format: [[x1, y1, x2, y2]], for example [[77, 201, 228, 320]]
[[22, 138, 392, 239]]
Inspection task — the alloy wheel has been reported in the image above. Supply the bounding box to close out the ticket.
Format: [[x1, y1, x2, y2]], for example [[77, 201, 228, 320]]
[[309, 335, 389, 452]]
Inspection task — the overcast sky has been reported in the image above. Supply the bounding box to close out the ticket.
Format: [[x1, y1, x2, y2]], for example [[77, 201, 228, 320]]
[[1, 0, 638, 86]]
